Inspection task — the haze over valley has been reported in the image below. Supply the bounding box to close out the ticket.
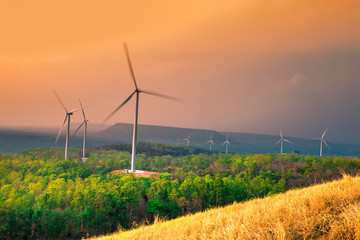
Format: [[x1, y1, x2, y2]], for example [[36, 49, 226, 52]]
[[1, 122, 359, 156]]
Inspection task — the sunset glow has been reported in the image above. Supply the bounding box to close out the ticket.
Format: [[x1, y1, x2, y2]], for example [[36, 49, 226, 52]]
[[1, 0, 360, 144]]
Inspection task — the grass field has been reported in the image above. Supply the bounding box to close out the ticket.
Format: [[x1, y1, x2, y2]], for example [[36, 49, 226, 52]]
[[92, 174, 360, 240]]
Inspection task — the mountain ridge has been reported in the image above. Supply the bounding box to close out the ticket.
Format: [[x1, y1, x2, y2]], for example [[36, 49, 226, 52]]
[[0, 123, 359, 156]]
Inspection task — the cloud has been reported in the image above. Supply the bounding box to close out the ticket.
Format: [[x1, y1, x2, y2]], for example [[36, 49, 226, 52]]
[[278, 74, 308, 91]]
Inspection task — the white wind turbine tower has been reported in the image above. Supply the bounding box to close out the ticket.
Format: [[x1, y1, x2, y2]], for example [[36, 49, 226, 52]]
[[72, 100, 89, 161], [314, 128, 330, 156], [222, 133, 230, 154], [54, 92, 79, 160], [206, 133, 215, 151], [104, 42, 181, 172], [184, 134, 191, 146], [273, 130, 293, 154]]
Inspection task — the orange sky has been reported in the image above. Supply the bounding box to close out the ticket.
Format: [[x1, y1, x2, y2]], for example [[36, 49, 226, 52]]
[[1, 0, 360, 143]]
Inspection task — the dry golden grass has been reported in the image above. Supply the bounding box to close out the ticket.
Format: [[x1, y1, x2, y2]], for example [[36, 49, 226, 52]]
[[91, 175, 360, 240]]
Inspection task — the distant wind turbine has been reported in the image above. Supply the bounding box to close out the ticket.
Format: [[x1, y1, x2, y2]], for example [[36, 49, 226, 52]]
[[184, 134, 191, 146], [222, 133, 230, 154], [72, 100, 89, 161], [206, 133, 215, 151], [314, 128, 330, 156], [273, 130, 293, 154], [104, 42, 181, 172], [54, 91, 79, 160]]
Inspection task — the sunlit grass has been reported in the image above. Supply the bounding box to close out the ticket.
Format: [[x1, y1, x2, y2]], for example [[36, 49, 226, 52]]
[[91, 174, 360, 240]]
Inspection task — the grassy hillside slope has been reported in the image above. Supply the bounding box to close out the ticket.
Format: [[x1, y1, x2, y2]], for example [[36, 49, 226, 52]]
[[93, 175, 360, 240]]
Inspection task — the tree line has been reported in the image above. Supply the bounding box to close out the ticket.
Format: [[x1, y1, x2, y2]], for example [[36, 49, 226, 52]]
[[1, 146, 360, 239]]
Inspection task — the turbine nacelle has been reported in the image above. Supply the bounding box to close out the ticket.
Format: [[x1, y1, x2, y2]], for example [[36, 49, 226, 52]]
[[206, 133, 215, 151], [53, 91, 79, 159], [222, 133, 230, 145], [273, 129, 293, 154], [184, 134, 191, 146], [314, 128, 330, 156], [222, 133, 230, 154], [206, 133, 214, 143]]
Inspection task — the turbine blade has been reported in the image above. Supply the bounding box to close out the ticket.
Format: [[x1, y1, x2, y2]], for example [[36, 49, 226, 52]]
[[55, 115, 68, 144], [103, 90, 136, 122], [72, 121, 85, 139], [53, 91, 68, 113], [123, 42, 138, 89], [322, 128, 328, 138], [280, 129, 283, 138], [272, 139, 281, 147], [222, 141, 226, 145], [141, 90, 182, 102], [69, 108, 81, 114], [283, 138, 294, 144], [79, 99, 86, 120], [323, 139, 331, 150]]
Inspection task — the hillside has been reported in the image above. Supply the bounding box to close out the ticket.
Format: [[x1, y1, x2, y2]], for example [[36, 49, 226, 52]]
[[93, 175, 360, 240]]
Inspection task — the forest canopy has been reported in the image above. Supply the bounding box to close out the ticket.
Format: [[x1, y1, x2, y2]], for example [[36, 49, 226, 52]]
[[1, 145, 360, 239]]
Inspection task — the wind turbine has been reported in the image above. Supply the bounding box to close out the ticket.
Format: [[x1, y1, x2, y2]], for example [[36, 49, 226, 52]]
[[273, 130, 293, 154], [206, 133, 215, 151], [72, 100, 89, 161], [314, 128, 330, 156], [184, 134, 191, 146], [222, 133, 230, 154], [54, 92, 79, 160], [104, 42, 180, 172]]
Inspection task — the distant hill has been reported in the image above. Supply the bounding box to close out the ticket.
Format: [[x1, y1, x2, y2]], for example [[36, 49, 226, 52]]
[[0, 130, 56, 153], [95, 123, 360, 156], [92, 175, 360, 240], [0, 129, 116, 154], [1, 123, 359, 156], [95, 123, 226, 147]]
